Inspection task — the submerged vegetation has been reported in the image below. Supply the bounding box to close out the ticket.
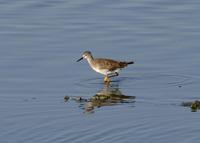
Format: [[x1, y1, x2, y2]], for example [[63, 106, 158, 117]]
[[182, 100, 200, 112]]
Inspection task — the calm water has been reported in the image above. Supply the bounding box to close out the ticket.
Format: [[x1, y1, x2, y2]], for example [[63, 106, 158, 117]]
[[1, 0, 200, 142]]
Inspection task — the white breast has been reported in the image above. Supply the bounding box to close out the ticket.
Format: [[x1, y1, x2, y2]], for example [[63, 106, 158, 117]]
[[87, 59, 120, 75], [92, 66, 108, 75], [91, 66, 120, 76]]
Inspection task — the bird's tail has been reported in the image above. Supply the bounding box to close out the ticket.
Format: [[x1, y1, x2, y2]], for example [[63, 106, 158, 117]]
[[127, 61, 134, 65], [119, 61, 134, 68]]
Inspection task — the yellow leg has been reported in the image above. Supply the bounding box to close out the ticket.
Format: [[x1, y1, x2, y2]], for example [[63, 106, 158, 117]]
[[104, 76, 110, 84]]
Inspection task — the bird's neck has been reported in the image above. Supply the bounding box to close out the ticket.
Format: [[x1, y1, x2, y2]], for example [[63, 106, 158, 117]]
[[86, 55, 95, 67]]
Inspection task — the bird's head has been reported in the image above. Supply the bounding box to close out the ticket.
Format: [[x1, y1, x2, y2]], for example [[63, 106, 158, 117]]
[[77, 51, 92, 62]]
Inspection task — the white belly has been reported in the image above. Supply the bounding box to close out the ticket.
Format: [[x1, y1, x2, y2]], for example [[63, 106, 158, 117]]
[[87, 60, 120, 75], [91, 66, 120, 75]]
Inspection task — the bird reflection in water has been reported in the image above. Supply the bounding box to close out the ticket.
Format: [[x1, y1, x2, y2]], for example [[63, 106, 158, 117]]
[[66, 84, 135, 113]]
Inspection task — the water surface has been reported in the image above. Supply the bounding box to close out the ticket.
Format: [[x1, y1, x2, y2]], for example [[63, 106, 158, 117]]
[[1, 0, 200, 143]]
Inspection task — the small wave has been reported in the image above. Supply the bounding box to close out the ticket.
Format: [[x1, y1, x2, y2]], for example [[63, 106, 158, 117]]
[[75, 73, 198, 90]]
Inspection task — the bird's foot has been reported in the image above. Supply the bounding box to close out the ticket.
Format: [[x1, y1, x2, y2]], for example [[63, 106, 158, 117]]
[[104, 76, 110, 84]]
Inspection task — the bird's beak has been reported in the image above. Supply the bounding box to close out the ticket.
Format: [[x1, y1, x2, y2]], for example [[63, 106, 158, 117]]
[[76, 57, 83, 62]]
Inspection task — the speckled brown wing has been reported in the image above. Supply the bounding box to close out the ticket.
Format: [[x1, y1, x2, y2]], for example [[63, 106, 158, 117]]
[[110, 61, 130, 71], [94, 58, 129, 71]]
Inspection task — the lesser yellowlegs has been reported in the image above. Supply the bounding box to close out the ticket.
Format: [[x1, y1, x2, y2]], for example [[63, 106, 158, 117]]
[[77, 51, 134, 83]]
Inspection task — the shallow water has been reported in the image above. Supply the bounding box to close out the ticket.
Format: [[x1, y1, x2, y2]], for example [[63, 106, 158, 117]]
[[1, 0, 200, 142]]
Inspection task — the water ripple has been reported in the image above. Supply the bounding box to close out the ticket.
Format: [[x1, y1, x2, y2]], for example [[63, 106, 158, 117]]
[[76, 73, 199, 90]]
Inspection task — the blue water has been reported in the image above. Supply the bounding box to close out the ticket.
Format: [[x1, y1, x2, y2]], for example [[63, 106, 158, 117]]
[[1, 0, 200, 143]]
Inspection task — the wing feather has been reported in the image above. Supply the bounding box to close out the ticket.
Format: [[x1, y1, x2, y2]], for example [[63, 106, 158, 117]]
[[94, 58, 129, 71]]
